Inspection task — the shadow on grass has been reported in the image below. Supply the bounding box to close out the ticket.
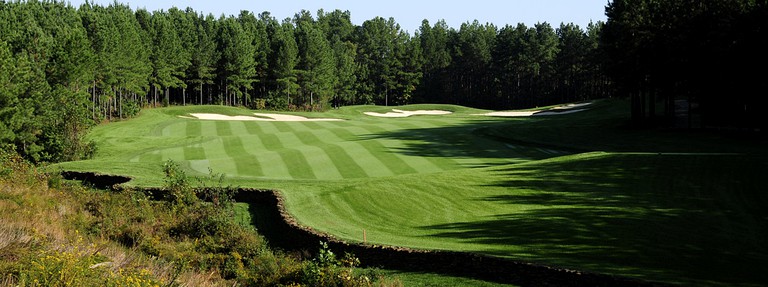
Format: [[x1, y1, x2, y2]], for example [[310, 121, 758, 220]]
[[359, 119, 576, 165], [420, 153, 768, 287]]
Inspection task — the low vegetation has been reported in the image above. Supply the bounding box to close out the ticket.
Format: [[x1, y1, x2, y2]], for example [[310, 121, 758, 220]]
[[0, 149, 399, 286]]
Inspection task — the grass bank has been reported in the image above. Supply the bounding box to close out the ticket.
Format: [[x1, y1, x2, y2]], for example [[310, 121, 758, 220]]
[[52, 100, 768, 286]]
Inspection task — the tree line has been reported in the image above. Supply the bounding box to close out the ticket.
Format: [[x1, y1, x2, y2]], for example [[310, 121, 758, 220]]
[[0, 0, 606, 162], [601, 0, 766, 128], [3, 0, 764, 163]]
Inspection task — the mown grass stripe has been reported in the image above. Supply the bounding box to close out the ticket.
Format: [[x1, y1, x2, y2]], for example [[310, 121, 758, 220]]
[[160, 122, 182, 137], [334, 142, 391, 177], [258, 133, 284, 151], [297, 121, 324, 131], [296, 145, 343, 180], [183, 144, 206, 161], [256, 122, 281, 135], [243, 122, 264, 135], [201, 138, 230, 159], [326, 126, 366, 141], [254, 151, 293, 179], [279, 148, 316, 179], [382, 139, 451, 174], [200, 121, 220, 137], [275, 132, 339, 179], [137, 151, 162, 162], [185, 121, 202, 137], [215, 121, 233, 136], [359, 140, 417, 175], [271, 121, 294, 133], [282, 122, 315, 132], [194, 138, 238, 175], [239, 135, 267, 151], [222, 137, 263, 177], [159, 146, 186, 161], [295, 131, 366, 179], [228, 121, 250, 137]]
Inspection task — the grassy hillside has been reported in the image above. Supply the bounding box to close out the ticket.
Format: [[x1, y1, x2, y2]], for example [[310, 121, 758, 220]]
[[53, 100, 768, 286]]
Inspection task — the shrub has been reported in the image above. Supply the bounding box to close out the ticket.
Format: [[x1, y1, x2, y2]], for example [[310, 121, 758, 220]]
[[300, 242, 373, 287], [162, 160, 196, 207]]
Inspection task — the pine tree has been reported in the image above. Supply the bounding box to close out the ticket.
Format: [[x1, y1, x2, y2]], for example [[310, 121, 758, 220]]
[[217, 16, 256, 106], [294, 11, 335, 110], [150, 11, 190, 106], [270, 19, 299, 108]]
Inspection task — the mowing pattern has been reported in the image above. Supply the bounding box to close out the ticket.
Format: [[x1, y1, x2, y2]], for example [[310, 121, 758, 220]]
[[127, 114, 566, 180]]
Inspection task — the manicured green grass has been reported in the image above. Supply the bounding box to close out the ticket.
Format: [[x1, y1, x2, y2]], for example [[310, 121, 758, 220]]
[[53, 100, 768, 287]]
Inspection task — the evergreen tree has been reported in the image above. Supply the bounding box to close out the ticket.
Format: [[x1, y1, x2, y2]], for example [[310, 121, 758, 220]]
[[416, 19, 452, 104], [355, 17, 404, 105], [450, 21, 496, 107], [189, 13, 219, 104], [150, 10, 190, 106], [269, 18, 299, 108], [294, 11, 335, 110], [217, 15, 256, 106]]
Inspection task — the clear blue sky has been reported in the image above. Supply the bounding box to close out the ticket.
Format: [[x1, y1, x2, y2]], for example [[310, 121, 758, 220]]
[[67, 0, 608, 33]]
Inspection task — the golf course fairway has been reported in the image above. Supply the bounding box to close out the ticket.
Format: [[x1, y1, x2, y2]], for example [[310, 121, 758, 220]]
[[54, 100, 768, 287]]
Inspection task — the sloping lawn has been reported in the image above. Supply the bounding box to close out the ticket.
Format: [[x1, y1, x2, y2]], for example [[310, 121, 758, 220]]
[[54, 100, 768, 286]]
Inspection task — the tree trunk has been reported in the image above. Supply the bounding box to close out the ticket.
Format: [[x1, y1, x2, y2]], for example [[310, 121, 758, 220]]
[[92, 81, 96, 120], [153, 85, 158, 107], [118, 89, 122, 119]]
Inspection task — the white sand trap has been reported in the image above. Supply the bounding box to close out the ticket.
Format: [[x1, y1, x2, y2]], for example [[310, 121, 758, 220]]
[[364, 109, 453, 118], [551, 102, 593, 110], [186, 113, 343, 122], [478, 102, 593, 117], [533, 109, 588, 116], [482, 111, 538, 117]]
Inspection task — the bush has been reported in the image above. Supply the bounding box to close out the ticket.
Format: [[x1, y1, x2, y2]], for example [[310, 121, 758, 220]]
[[300, 242, 373, 287], [162, 160, 196, 207]]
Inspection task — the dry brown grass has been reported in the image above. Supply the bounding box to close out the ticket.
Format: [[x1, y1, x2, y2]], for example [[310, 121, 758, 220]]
[[0, 155, 229, 286]]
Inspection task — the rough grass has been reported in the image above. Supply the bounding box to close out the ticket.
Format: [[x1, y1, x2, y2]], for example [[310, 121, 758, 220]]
[[53, 100, 768, 287]]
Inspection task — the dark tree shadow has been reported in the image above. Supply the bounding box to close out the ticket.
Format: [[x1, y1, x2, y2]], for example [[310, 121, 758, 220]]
[[359, 119, 577, 165], [419, 154, 768, 286]]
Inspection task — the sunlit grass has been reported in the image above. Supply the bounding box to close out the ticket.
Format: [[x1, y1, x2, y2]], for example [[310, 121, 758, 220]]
[[53, 100, 768, 286]]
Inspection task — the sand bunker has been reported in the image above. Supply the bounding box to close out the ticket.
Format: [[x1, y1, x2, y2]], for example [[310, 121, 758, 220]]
[[551, 102, 593, 110], [364, 109, 453, 118], [479, 102, 593, 117], [186, 113, 343, 122]]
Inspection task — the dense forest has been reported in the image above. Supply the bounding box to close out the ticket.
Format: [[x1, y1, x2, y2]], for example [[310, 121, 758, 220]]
[[1, 0, 765, 163]]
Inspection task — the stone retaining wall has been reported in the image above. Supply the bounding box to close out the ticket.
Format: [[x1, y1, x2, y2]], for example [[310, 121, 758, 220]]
[[234, 189, 668, 287], [62, 172, 668, 286]]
